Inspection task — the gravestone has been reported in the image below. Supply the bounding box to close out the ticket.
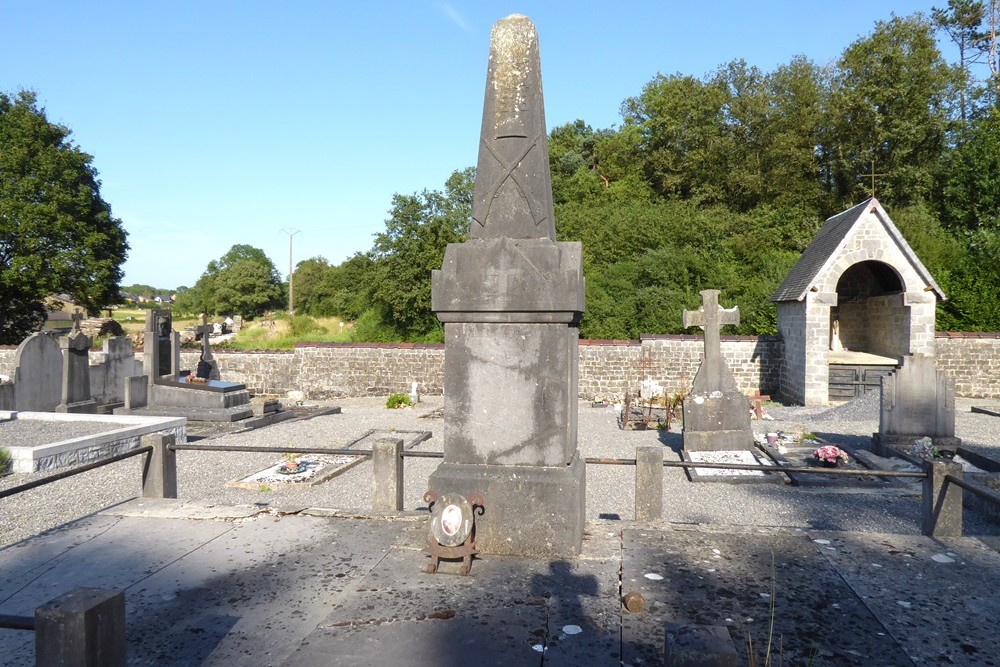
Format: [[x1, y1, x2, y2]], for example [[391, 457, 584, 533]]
[[13, 333, 62, 412], [89, 336, 144, 407], [143, 310, 179, 384], [681, 289, 753, 451], [56, 311, 97, 413], [429, 15, 586, 558], [873, 354, 961, 455], [195, 314, 220, 380]]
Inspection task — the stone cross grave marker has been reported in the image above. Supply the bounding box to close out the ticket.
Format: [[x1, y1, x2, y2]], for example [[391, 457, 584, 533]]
[[195, 314, 220, 381], [683, 289, 740, 392], [196, 315, 213, 355], [56, 310, 97, 413], [681, 289, 753, 451]]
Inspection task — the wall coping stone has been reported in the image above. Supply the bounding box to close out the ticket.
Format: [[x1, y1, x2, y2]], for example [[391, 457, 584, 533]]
[[937, 331, 1000, 339], [294, 342, 445, 350], [579, 339, 641, 347], [640, 334, 782, 342]]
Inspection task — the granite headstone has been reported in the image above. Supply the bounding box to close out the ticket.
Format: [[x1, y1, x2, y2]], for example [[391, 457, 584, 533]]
[[873, 354, 960, 454], [13, 332, 62, 412], [55, 312, 97, 413]]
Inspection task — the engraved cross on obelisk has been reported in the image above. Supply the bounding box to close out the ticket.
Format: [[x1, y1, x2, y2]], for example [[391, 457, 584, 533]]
[[683, 289, 740, 391]]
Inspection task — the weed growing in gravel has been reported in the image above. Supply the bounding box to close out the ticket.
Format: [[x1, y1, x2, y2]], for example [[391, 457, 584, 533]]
[[386, 393, 412, 409], [0, 447, 10, 474]]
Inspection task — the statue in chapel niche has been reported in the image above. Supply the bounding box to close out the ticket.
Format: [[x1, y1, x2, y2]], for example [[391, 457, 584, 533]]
[[830, 316, 843, 352]]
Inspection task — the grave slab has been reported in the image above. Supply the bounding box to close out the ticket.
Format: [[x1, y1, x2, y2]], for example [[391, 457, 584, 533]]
[[285, 524, 621, 667], [681, 449, 785, 484], [621, 527, 913, 666], [810, 531, 1000, 666], [0, 411, 186, 472]]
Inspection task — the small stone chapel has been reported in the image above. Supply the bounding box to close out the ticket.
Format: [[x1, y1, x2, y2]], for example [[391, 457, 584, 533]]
[[772, 198, 945, 406]]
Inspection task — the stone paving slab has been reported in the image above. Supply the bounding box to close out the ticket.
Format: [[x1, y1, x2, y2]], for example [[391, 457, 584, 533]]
[[3, 503, 999, 666], [285, 523, 623, 667], [621, 526, 913, 666], [811, 531, 1000, 666]]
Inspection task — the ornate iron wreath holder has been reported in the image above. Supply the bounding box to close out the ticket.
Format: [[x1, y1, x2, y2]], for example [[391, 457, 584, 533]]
[[423, 490, 485, 575]]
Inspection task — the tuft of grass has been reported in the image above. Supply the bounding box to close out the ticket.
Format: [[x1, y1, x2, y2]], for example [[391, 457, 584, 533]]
[[386, 393, 412, 409], [0, 447, 12, 475], [218, 315, 351, 350]]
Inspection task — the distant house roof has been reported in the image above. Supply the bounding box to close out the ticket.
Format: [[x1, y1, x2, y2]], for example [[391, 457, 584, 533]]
[[771, 197, 945, 303]]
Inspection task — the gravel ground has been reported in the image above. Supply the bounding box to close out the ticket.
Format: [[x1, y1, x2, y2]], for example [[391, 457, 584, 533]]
[[3, 395, 1000, 550]]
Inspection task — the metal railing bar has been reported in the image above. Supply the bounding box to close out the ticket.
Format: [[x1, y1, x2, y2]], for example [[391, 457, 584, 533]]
[[170, 445, 373, 456], [585, 457, 637, 465], [660, 460, 926, 477], [0, 446, 153, 500], [945, 474, 1000, 500], [0, 614, 35, 631]]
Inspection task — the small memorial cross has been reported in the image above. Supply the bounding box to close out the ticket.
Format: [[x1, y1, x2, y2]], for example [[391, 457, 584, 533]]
[[683, 289, 740, 391], [70, 309, 84, 332], [196, 314, 213, 358]]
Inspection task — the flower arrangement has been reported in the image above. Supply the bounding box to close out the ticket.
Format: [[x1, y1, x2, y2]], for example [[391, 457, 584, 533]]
[[813, 445, 849, 465], [911, 438, 937, 459]]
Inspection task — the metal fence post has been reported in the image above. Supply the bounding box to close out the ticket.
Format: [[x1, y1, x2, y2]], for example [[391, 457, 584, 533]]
[[35, 588, 126, 667], [372, 438, 404, 511], [922, 459, 963, 537], [635, 446, 664, 521], [141, 433, 177, 499]]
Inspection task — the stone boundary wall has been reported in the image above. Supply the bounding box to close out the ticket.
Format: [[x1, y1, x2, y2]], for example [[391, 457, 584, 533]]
[[934, 333, 1000, 399], [1, 332, 999, 401]]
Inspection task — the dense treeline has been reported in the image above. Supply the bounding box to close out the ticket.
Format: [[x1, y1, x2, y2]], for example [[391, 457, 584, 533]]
[[292, 7, 1000, 342]]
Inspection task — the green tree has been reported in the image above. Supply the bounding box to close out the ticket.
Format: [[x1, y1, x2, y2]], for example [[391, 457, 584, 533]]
[[0, 90, 128, 342], [184, 244, 283, 318], [939, 109, 1000, 230], [824, 14, 955, 207], [291, 256, 337, 316], [213, 258, 283, 317], [364, 168, 474, 340], [934, 0, 988, 121], [621, 74, 729, 203]]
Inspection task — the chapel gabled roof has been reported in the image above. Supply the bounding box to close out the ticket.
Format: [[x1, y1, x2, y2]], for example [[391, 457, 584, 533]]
[[771, 197, 945, 303]]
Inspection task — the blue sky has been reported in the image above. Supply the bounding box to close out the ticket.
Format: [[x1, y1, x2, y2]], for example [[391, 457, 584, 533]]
[[1, 1, 953, 290]]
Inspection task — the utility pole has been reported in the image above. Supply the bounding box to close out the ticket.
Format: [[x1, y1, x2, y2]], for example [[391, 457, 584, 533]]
[[281, 228, 301, 316]]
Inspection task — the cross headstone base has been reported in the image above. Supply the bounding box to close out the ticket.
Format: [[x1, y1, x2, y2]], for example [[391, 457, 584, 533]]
[[55, 399, 98, 414], [428, 453, 586, 558]]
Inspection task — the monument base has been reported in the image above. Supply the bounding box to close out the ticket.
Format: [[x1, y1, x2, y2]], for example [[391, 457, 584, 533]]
[[428, 453, 586, 558], [872, 433, 962, 457], [682, 392, 753, 452], [682, 430, 756, 451], [55, 399, 98, 414]]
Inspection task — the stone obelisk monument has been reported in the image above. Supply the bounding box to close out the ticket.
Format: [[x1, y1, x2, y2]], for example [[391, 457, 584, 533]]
[[430, 15, 586, 557]]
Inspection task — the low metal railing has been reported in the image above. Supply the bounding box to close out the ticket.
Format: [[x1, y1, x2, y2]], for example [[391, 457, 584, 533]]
[[2, 432, 987, 541], [0, 446, 152, 500]]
